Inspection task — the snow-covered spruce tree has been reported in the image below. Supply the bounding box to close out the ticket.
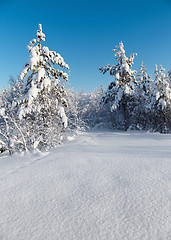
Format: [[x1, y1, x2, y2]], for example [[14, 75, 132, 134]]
[[99, 41, 137, 130], [134, 62, 153, 129], [152, 65, 171, 133], [14, 24, 69, 150]]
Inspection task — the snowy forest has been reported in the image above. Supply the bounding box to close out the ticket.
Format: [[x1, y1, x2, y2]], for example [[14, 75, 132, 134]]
[[0, 24, 171, 154]]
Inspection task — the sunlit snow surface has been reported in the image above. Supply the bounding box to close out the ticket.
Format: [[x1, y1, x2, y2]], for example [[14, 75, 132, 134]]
[[0, 131, 170, 240]]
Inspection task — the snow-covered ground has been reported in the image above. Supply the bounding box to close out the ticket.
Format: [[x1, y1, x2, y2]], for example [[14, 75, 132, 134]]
[[0, 131, 170, 240]]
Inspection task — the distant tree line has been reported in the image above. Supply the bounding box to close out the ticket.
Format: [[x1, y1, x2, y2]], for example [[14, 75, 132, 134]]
[[99, 41, 171, 133], [0, 25, 170, 154]]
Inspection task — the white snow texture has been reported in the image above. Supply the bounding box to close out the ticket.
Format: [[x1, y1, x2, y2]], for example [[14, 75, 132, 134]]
[[0, 131, 170, 240]]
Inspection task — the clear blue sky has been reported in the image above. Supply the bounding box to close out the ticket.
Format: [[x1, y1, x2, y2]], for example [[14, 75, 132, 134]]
[[0, 0, 171, 92]]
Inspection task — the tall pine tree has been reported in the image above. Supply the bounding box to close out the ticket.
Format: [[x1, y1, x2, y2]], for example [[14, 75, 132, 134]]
[[14, 24, 69, 149], [99, 41, 137, 130]]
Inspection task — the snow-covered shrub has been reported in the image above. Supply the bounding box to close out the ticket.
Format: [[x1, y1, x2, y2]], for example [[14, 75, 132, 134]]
[[0, 87, 28, 154]]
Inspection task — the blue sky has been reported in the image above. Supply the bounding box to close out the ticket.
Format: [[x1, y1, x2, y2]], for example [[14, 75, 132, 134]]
[[0, 0, 171, 92]]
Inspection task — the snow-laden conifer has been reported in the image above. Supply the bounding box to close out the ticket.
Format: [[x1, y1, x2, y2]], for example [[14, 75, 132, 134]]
[[134, 62, 153, 129], [17, 24, 69, 121], [99, 41, 137, 130], [136, 62, 152, 96], [13, 24, 69, 149], [152, 65, 171, 132]]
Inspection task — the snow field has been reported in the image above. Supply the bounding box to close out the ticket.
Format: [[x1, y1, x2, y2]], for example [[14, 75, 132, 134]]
[[0, 131, 170, 240]]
